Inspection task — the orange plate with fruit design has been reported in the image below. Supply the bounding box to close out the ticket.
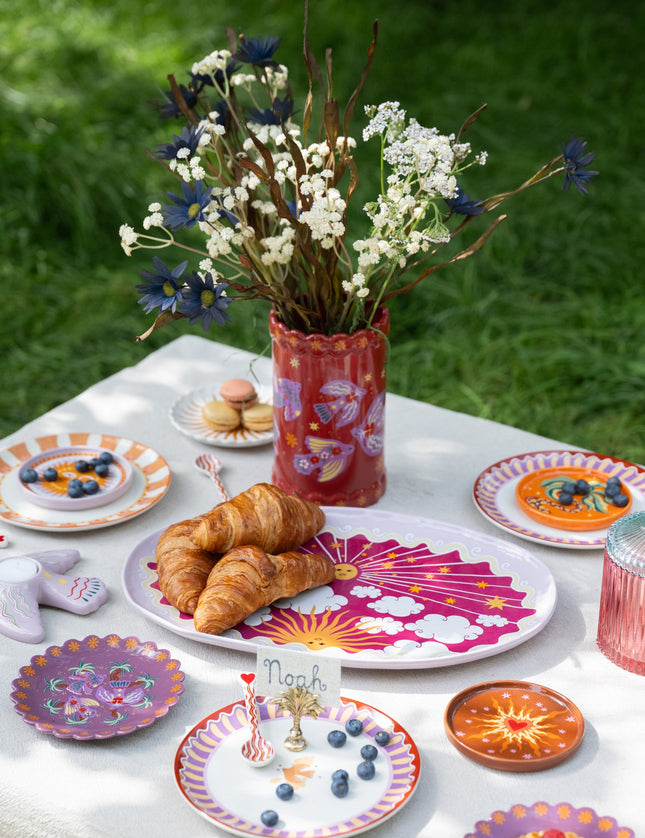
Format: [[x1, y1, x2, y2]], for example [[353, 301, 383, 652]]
[[515, 467, 632, 532], [445, 679, 585, 772]]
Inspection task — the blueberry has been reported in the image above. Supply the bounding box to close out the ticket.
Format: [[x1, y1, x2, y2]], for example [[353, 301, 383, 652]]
[[356, 760, 375, 780], [260, 810, 278, 827], [83, 479, 100, 495], [89, 457, 102, 469], [561, 481, 577, 495], [275, 783, 293, 801], [331, 779, 348, 798], [331, 769, 349, 783], [68, 484, 84, 498], [612, 492, 629, 508], [327, 729, 347, 748], [605, 477, 622, 497], [43, 467, 58, 482], [360, 744, 378, 761], [75, 459, 90, 473], [558, 491, 574, 505], [374, 730, 391, 746], [575, 478, 590, 495], [345, 718, 363, 737], [94, 462, 109, 478], [99, 451, 114, 464], [21, 468, 38, 484]]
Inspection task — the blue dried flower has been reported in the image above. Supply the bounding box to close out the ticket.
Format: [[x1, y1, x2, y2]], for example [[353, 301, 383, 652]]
[[562, 136, 598, 195], [136, 256, 188, 314], [247, 97, 295, 125], [154, 125, 204, 161], [162, 181, 213, 230], [445, 187, 484, 216], [158, 84, 198, 119], [179, 272, 232, 329], [235, 35, 280, 67]]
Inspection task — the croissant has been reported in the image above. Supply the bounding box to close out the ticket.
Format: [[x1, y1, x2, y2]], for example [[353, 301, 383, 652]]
[[193, 545, 336, 635], [190, 483, 325, 554], [155, 515, 218, 615]]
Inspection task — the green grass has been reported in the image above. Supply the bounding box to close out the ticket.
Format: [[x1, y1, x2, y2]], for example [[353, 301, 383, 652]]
[[2, 0, 644, 463]]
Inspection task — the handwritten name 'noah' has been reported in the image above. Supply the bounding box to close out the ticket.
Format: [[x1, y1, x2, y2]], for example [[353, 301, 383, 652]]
[[263, 659, 327, 694]]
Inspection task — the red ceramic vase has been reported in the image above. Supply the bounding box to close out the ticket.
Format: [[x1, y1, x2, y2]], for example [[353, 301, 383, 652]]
[[269, 307, 389, 507]]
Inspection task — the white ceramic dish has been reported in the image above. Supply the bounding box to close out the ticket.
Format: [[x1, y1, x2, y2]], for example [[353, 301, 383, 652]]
[[473, 449, 645, 549], [169, 384, 273, 447], [175, 696, 419, 837], [0, 433, 171, 532], [123, 508, 556, 669]]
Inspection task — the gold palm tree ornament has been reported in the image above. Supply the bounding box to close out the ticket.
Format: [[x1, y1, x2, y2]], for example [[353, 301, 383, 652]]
[[270, 686, 326, 751]]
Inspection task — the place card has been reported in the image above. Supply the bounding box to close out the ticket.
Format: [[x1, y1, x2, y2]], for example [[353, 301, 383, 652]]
[[254, 646, 341, 708]]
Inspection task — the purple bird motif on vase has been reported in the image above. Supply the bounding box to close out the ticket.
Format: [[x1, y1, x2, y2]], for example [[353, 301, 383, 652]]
[[273, 377, 302, 420], [313, 380, 366, 427], [351, 391, 385, 456], [293, 437, 354, 482]]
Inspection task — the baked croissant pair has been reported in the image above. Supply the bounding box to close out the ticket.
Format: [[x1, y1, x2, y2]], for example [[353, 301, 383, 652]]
[[155, 483, 334, 635]]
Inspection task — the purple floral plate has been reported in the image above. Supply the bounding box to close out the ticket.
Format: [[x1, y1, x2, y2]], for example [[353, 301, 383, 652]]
[[465, 800, 634, 838], [10, 634, 185, 739]]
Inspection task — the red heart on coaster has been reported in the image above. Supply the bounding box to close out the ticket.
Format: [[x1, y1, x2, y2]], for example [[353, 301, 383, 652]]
[[241, 673, 256, 684], [506, 718, 529, 732]]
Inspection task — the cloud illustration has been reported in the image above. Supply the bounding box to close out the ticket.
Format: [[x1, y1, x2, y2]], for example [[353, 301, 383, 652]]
[[355, 616, 405, 636], [350, 585, 382, 599], [244, 606, 272, 626], [367, 595, 425, 617], [404, 613, 484, 643], [476, 613, 510, 627], [274, 585, 347, 614]]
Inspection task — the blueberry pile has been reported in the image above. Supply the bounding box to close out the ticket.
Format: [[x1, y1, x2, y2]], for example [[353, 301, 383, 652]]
[[259, 721, 393, 826], [20, 451, 115, 498], [558, 475, 629, 508]]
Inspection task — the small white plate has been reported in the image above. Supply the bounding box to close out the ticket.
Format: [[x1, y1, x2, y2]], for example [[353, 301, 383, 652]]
[[473, 449, 645, 549], [0, 433, 171, 532], [169, 385, 273, 448]]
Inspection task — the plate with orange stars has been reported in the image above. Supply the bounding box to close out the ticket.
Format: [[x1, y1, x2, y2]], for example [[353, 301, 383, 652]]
[[465, 800, 634, 838], [10, 634, 185, 739], [444, 680, 585, 772], [122, 508, 556, 670]]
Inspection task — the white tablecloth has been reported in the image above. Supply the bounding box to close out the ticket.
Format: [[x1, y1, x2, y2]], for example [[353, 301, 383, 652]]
[[1, 335, 642, 838]]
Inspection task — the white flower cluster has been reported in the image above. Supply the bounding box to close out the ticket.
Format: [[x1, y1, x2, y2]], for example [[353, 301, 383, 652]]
[[341, 272, 369, 298], [170, 153, 207, 183], [297, 170, 346, 248], [143, 201, 164, 230], [119, 223, 138, 255], [260, 226, 296, 266], [191, 49, 232, 78]]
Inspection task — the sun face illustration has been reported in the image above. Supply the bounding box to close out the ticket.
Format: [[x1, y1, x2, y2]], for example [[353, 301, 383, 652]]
[[251, 607, 390, 652]]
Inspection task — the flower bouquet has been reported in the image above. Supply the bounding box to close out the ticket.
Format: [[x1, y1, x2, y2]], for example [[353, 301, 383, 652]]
[[119, 2, 596, 506], [119, 3, 596, 341]]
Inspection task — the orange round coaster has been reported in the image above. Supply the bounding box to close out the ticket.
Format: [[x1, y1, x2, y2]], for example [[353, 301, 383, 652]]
[[515, 466, 631, 531], [444, 680, 585, 772]]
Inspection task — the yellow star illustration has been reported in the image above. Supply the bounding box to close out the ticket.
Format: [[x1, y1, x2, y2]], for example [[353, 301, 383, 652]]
[[439, 566, 451, 574], [289, 358, 300, 368], [445, 597, 456, 605], [409, 585, 421, 593], [309, 422, 319, 430], [486, 596, 506, 610], [477, 581, 488, 589]]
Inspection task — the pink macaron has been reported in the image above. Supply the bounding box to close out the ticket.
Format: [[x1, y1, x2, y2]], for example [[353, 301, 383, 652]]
[[219, 379, 258, 410]]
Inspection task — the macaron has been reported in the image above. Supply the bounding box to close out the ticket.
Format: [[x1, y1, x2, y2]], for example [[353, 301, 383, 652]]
[[241, 402, 274, 432], [202, 399, 241, 432], [219, 379, 258, 410]]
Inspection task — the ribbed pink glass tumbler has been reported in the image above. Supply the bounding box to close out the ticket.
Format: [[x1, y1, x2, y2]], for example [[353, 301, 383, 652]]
[[597, 511, 645, 675]]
